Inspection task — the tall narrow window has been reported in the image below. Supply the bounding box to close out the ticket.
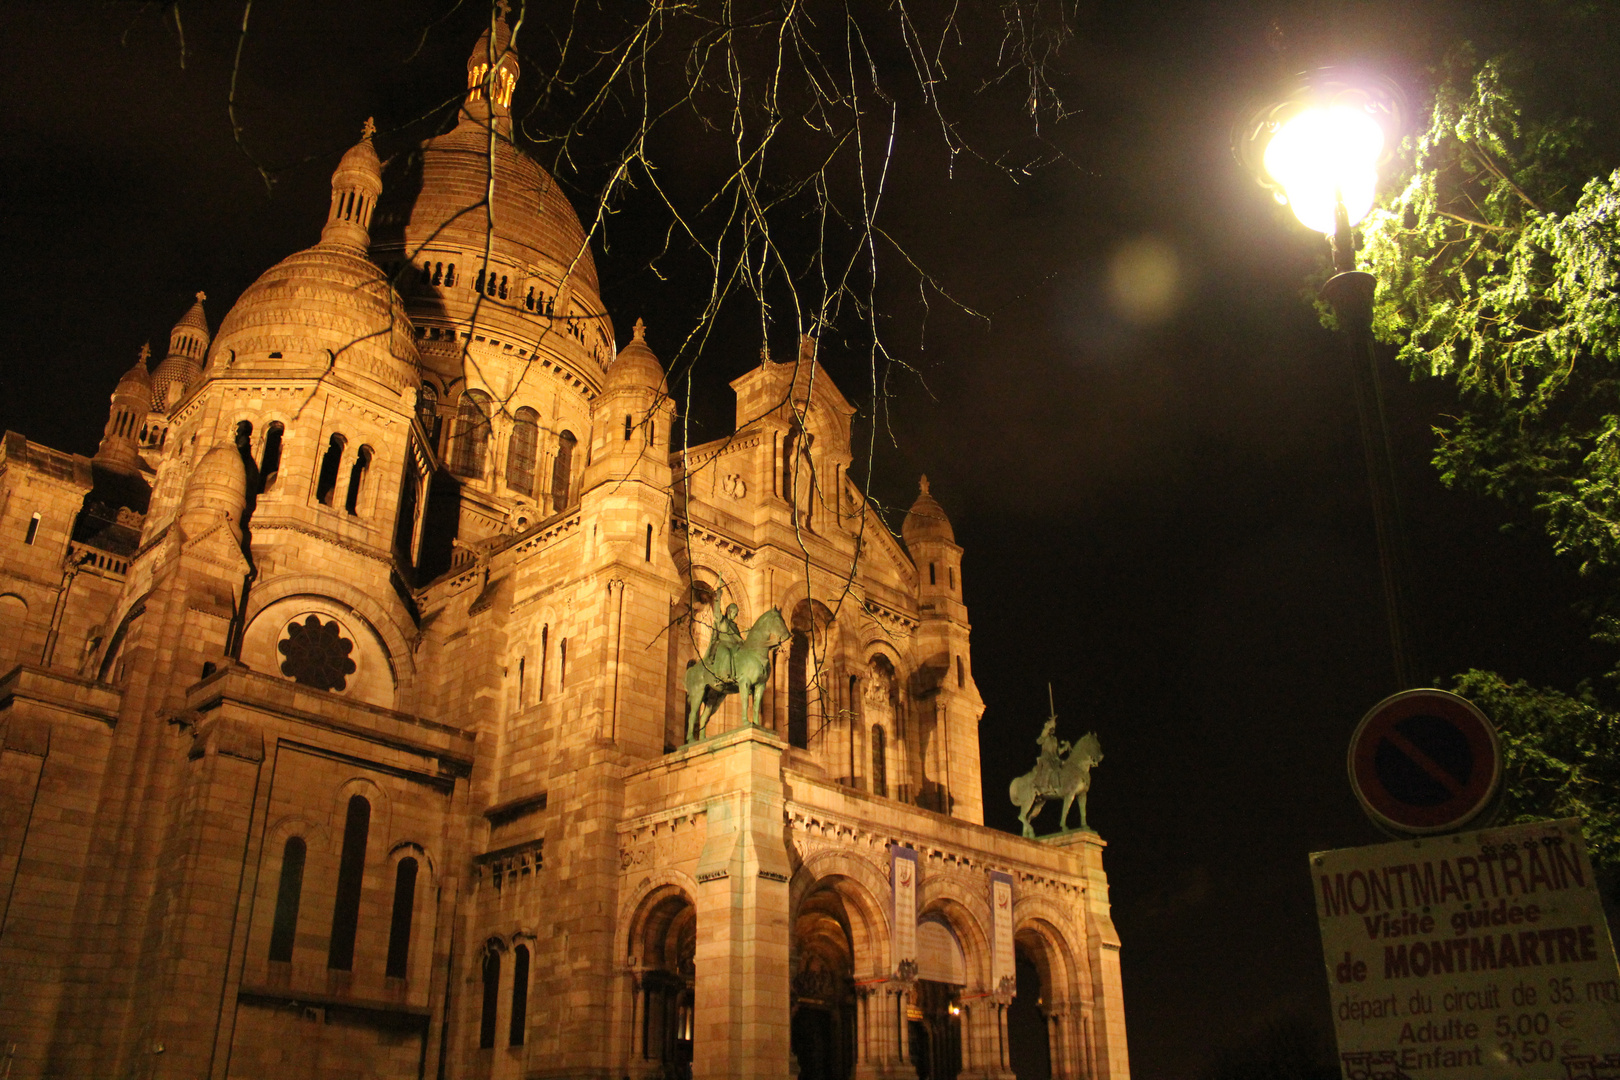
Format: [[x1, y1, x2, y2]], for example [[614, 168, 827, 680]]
[[451, 391, 492, 479], [268, 836, 306, 962], [479, 949, 501, 1049], [957, 656, 966, 688], [645, 523, 653, 561], [929, 563, 937, 586], [782, 428, 797, 497], [517, 656, 526, 705], [395, 468, 419, 559], [510, 944, 530, 1046], [327, 795, 370, 971], [417, 383, 441, 446], [624, 414, 633, 441], [24, 513, 40, 545], [506, 408, 539, 496], [344, 445, 372, 515], [316, 434, 346, 506], [872, 726, 888, 798], [787, 628, 810, 749], [385, 857, 418, 978], [444, 264, 456, 287], [235, 420, 255, 478], [539, 626, 548, 701], [559, 638, 567, 690], [551, 430, 577, 511], [948, 566, 956, 590], [260, 422, 284, 491]]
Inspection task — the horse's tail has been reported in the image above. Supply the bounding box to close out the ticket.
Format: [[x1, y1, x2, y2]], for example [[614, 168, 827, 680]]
[[1008, 775, 1029, 807]]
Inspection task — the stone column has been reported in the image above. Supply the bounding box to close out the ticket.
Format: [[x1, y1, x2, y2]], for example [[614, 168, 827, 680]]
[[691, 727, 792, 1079]]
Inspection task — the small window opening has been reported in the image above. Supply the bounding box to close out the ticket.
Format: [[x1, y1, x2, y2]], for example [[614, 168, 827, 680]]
[[929, 563, 936, 586], [499, 275, 509, 300], [539, 626, 548, 702], [344, 445, 373, 515], [268, 836, 306, 962], [559, 638, 567, 690], [24, 513, 40, 545], [517, 656, 526, 704], [445, 264, 456, 286], [949, 566, 956, 590], [624, 414, 633, 441], [510, 944, 530, 1045], [956, 656, 965, 688], [327, 795, 370, 971], [432, 262, 443, 286], [644, 523, 653, 562], [316, 433, 346, 506], [479, 949, 501, 1049], [525, 287, 535, 311], [260, 422, 284, 491], [474, 268, 486, 294], [385, 857, 418, 979], [872, 726, 888, 798]]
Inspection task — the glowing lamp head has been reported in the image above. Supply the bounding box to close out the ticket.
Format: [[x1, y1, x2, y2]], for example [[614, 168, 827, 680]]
[[1262, 104, 1385, 235]]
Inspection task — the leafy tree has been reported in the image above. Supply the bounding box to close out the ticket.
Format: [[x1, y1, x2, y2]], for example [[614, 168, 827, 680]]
[[1351, 44, 1620, 865]]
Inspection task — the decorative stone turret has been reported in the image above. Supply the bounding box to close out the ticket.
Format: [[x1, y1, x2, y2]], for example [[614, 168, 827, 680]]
[[321, 119, 383, 251], [92, 346, 153, 475], [585, 318, 673, 494], [177, 443, 248, 545], [151, 292, 210, 412]]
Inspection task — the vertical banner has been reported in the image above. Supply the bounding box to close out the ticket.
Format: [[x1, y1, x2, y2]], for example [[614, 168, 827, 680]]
[[892, 845, 918, 973], [990, 870, 1016, 995]]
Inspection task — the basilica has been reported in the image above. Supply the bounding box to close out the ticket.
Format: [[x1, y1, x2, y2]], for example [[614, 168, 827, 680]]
[[0, 15, 1128, 1080]]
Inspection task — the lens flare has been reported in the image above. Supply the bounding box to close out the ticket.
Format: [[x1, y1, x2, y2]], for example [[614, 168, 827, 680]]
[[1262, 105, 1384, 235]]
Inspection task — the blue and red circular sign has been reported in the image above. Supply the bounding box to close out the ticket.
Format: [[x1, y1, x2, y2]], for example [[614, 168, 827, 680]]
[[1347, 688, 1500, 835]]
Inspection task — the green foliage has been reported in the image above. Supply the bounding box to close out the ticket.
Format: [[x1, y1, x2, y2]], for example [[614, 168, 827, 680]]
[[1358, 50, 1620, 574], [1451, 670, 1620, 872], [1346, 48, 1620, 870]]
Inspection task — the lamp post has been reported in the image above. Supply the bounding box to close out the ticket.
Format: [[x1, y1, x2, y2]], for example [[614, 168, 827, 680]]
[[1235, 70, 1417, 690]]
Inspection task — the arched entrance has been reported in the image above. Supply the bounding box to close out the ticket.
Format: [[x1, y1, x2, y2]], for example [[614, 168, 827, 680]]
[[908, 915, 966, 1080], [791, 885, 857, 1080], [632, 889, 695, 1078]]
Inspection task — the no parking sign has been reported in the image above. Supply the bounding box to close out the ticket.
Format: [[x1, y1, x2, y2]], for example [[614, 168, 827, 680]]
[[1348, 689, 1502, 836]]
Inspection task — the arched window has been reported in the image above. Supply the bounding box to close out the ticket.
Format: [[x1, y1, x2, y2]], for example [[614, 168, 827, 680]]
[[499, 275, 509, 300], [788, 627, 810, 749], [385, 856, 418, 979], [474, 268, 486, 294], [268, 836, 306, 962], [479, 948, 501, 1049], [344, 445, 373, 515], [956, 656, 966, 688], [872, 725, 888, 798], [260, 422, 284, 491], [431, 262, 443, 286], [781, 427, 797, 497], [444, 264, 456, 287], [506, 408, 539, 496], [417, 383, 440, 444], [525, 287, 535, 311], [316, 433, 347, 506], [327, 795, 370, 971], [510, 944, 530, 1045], [551, 430, 577, 512], [235, 420, 254, 477], [451, 391, 492, 479]]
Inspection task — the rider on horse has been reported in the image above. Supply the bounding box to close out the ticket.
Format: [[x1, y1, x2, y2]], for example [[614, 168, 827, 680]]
[[1032, 717, 1071, 794], [704, 595, 743, 682]]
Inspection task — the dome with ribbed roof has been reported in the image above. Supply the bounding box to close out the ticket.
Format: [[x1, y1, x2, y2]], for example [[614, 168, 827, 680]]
[[604, 319, 665, 393], [902, 475, 955, 547], [208, 246, 418, 394], [152, 292, 209, 413]]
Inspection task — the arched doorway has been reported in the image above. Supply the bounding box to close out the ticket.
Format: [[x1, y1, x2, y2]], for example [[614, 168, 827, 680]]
[[908, 915, 966, 1080], [791, 886, 857, 1080], [632, 889, 695, 1078]]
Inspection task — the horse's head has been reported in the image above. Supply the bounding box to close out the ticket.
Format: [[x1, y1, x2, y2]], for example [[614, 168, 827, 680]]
[[1073, 731, 1103, 766], [745, 607, 790, 649]]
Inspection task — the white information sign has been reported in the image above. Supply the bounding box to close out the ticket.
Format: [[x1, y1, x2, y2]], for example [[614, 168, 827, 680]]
[[892, 845, 917, 974], [1313, 819, 1620, 1079], [991, 871, 1016, 994]]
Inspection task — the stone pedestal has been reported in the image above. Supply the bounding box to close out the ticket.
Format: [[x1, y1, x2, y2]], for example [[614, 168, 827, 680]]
[[1043, 829, 1130, 1080]]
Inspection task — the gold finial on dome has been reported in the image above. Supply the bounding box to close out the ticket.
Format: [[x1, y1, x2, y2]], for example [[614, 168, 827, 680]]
[[195, 290, 206, 303], [138, 342, 151, 364], [361, 116, 376, 141], [919, 474, 930, 495], [632, 317, 646, 342]]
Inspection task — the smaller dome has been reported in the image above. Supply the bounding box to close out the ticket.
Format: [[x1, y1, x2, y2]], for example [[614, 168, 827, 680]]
[[178, 443, 248, 541], [604, 319, 666, 393], [153, 293, 209, 412], [321, 120, 383, 251], [333, 122, 382, 189], [902, 475, 955, 547], [116, 344, 153, 391]]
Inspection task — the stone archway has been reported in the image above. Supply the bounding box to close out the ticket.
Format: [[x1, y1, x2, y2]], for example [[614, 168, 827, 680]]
[[791, 884, 857, 1080], [629, 887, 696, 1078]]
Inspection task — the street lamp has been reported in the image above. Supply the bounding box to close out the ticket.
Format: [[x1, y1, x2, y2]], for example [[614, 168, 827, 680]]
[[1235, 69, 1417, 690]]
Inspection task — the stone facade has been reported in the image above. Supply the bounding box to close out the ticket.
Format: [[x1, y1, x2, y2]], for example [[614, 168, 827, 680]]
[[0, 17, 1128, 1080]]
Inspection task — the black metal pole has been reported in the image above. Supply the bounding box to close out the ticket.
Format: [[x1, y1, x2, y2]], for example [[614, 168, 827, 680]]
[[1322, 200, 1418, 690]]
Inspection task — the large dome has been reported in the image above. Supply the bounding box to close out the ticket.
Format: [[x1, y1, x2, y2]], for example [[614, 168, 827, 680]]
[[208, 245, 420, 394], [373, 122, 600, 297]]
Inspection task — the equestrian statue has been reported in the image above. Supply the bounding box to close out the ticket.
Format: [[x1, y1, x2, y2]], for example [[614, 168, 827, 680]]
[[684, 587, 790, 743], [1008, 687, 1103, 838]]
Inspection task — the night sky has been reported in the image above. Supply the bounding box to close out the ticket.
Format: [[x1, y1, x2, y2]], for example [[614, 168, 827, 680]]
[[3, 3, 1615, 1078]]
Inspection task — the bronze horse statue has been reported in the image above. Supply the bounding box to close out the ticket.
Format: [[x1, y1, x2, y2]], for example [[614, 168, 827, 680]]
[[1008, 731, 1102, 838], [684, 607, 790, 742]]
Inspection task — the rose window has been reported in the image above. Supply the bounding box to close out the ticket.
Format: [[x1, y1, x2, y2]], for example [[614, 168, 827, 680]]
[[277, 615, 357, 692]]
